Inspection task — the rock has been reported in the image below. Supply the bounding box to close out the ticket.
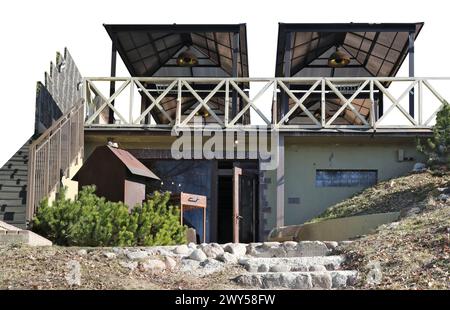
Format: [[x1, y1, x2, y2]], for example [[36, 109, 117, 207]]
[[217, 252, 238, 264], [296, 241, 329, 256], [283, 241, 297, 248], [77, 249, 87, 256], [224, 243, 247, 257], [400, 207, 421, 219], [126, 250, 148, 260], [120, 261, 138, 271], [174, 244, 190, 255], [412, 162, 427, 173], [164, 256, 177, 270], [437, 193, 449, 202], [269, 264, 290, 272], [309, 265, 327, 272], [366, 261, 382, 285], [179, 259, 201, 274], [111, 247, 125, 255], [262, 242, 280, 249], [65, 260, 81, 286], [141, 259, 166, 271], [103, 252, 116, 259], [201, 243, 224, 258], [323, 241, 339, 250], [189, 249, 207, 262], [188, 242, 197, 249], [257, 264, 269, 272], [331, 271, 348, 288], [310, 272, 332, 289], [199, 259, 225, 275]]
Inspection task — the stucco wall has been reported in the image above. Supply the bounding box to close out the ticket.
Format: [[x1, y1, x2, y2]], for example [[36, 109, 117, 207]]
[[264, 136, 426, 232]]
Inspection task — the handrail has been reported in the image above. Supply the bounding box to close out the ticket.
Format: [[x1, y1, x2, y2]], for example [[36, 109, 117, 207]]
[[83, 77, 450, 130], [26, 99, 85, 223]]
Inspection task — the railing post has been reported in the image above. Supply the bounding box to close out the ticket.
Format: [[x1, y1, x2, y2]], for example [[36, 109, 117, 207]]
[[225, 79, 230, 127], [129, 78, 134, 125], [272, 80, 278, 126], [418, 79, 423, 126], [176, 79, 182, 127], [370, 79, 376, 129], [321, 79, 326, 128]]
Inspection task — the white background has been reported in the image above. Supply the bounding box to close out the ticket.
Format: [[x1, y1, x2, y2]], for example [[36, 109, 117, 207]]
[[0, 0, 449, 166]]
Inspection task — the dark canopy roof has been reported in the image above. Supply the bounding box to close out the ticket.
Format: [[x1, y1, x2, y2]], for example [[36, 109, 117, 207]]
[[275, 23, 423, 77], [104, 24, 249, 77]]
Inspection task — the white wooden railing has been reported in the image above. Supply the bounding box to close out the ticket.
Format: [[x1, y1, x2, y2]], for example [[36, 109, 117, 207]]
[[83, 77, 450, 130]]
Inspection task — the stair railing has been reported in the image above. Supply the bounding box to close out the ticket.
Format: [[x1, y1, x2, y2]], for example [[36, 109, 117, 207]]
[[26, 99, 84, 223]]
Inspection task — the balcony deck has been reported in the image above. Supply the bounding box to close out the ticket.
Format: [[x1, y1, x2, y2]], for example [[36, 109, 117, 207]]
[[83, 76, 449, 134]]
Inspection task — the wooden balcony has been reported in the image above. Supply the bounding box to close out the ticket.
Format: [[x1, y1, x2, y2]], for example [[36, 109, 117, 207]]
[[83, 77, 449, 132]]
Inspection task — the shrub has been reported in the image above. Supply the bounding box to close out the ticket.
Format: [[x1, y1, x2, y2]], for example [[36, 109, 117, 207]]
[[417, 101, 450, 168], [32, 186, 186, 246]]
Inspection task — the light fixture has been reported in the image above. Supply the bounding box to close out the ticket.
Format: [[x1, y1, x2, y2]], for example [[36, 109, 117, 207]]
[[328, 48, 350, 68], [176, 48, 198, 67], [195, 107, 210, 118]]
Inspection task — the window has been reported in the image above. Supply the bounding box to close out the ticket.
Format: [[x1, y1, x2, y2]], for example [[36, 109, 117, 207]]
[[315, 169, 377, 187]]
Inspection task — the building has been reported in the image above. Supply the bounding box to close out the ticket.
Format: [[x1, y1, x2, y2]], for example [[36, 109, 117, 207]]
[[0, 23, 446, 243]]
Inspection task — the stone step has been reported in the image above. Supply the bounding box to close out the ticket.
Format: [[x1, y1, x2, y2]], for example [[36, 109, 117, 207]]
[[246, 241, 335, 258], [0, 190, 26, 199], [234, 270, 358, 289], [238, 255, 345, 272]]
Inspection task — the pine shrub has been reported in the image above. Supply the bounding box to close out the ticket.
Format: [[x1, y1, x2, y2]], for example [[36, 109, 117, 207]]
[[417, 101, 450, 168], [32, 186, 186, 246]]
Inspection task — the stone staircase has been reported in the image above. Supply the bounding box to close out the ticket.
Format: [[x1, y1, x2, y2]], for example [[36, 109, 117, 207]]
[[234, 241, 358, 289], [0, 140, 32, 229]]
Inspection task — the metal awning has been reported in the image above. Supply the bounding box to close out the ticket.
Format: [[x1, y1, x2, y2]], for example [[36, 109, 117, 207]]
[[275, 23, 423, 77], [104, 24, 249, 77]]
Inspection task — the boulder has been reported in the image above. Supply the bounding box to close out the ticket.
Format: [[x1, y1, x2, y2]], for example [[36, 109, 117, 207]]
[[119, 261, 138, 271], [103, 252, 116, 259], [164, 256, 177, 270], [310, 272, 332, 289], [269, 264, 290, 272], [296, 241, 329, 257], [174, 244, 190, 255], [141, 259, 166, 271], [224, 243, 247, 257], [189, 249, 207, 262], [201, 243, 224, 258], [77, 249, 87, 256], [217, 252, 238, 264], [309, 265, 327, 272], [126, 250, 148, 260]]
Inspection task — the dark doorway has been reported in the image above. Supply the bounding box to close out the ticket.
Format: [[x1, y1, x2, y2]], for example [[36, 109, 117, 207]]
[[217, 160, 259, 243], [217, 175, 233, 243]]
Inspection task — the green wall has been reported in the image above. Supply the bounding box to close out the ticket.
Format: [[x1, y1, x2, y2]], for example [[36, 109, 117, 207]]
[[264, 136, 426, 231]]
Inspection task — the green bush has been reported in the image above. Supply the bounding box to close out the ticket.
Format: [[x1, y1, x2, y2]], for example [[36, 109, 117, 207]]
[[417, 101, 450, 168], [32, 186, 186, 246]]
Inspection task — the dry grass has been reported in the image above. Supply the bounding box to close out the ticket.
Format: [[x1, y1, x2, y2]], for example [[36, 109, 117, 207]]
[[0, 246, 244, 290], [310, 171, 450, 223]]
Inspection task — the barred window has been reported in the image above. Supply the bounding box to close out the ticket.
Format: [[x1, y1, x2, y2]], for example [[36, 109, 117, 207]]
[[315, 169, 377, 187]]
